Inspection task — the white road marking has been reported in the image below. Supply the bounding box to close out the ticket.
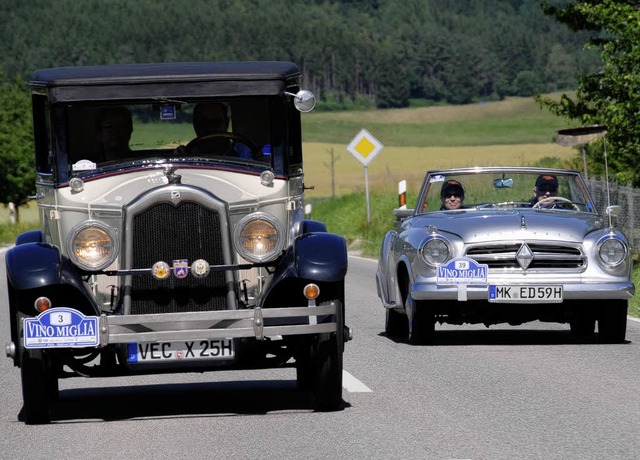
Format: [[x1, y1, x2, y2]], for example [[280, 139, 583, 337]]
[[342, 370, 372, 393]]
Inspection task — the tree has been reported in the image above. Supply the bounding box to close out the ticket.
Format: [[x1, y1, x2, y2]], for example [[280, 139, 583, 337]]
[[537, 1, 640, 186], [0, 78, 35, 222]]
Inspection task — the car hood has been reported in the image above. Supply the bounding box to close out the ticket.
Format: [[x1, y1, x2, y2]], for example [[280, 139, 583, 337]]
[[410, 209, 606, 243]]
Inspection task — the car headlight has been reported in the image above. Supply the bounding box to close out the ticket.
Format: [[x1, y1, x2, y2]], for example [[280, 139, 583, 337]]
[[66, 221, 119, 271], [597, 236, 627, 267], [234, 212, 284, 263], [419, 237, 451, 267]]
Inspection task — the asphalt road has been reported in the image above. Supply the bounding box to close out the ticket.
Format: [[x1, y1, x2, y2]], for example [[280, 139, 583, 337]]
[[1, 251, 640, 460]]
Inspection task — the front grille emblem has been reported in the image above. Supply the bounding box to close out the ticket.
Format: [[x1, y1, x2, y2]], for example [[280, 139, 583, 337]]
[[173, 259, 189, 279], [191, 259, 211, 278], [516, 243, 534, 269], [151, 261, 170, 280]]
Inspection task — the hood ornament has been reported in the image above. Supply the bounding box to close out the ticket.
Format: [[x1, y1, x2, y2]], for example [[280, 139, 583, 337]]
[[164, 166, 182, 184], [520, 215, 527, 230]]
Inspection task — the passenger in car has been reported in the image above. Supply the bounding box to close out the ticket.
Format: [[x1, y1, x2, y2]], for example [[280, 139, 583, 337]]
[[94, 106, 133, 162], [529, 174, 558, 206], [191, 102, 252, 159], [440, 180, 465, 210]]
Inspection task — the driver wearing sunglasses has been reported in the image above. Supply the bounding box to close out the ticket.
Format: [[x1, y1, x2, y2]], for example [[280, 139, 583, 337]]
[[529, 174, 558, 206], [440, 180, 465, 210]]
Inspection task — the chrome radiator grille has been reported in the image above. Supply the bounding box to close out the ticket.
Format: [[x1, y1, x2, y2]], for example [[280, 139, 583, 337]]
[[129, 201, 228, 314], [466, 243, 585, 270]]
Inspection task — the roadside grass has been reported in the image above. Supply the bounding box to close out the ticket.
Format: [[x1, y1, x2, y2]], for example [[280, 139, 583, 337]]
[[632, 269, 640, 318], [302, 143, 575, 197], [0, 203, 39, 245]]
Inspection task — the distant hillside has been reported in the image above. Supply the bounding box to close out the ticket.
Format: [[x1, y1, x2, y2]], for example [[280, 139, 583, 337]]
[[1, 0, 597, 108]]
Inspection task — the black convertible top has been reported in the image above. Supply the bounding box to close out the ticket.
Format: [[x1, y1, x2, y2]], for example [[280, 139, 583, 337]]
[[30, 61, 301, 102]]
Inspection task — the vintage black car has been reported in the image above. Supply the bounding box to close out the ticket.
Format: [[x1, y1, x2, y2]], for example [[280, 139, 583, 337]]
[[4, 61, 350, 424]]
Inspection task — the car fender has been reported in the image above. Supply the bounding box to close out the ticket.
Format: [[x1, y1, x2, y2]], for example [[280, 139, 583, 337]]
[[6, 243, 62, 290], [294, 232, 347, 282], [6, 242, 96, 309], [395, 255, 416, 304], [377, 230, 398, 306], [15, 230, 43, 245], [302, 219, 327, 233], [260, 232, 347, 308]]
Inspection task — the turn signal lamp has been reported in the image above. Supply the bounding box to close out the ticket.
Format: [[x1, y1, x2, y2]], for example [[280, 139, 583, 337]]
[[303, 283, 320, 300], [34, 297, 52, 313]]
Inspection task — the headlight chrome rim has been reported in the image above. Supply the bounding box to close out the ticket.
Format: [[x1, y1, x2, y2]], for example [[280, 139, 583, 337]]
[[419, 236, 451, 267], [66, 220, 119, 271], [596, 235, 627, 268], [233, 212, 285, 263]]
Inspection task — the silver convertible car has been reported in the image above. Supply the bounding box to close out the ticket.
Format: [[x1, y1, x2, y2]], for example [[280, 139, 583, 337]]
[[376, 167, 634, 344]]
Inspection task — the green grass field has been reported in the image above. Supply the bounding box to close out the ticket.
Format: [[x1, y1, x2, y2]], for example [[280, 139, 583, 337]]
[[301, 94, 578, 197]]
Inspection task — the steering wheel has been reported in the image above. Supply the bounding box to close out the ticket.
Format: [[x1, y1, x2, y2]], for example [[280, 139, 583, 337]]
[[185, 132, 259, 157], [477, 201, 530, 209], [532, 196, 579, 210]]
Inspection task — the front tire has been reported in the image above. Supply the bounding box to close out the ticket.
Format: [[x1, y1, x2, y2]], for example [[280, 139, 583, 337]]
[[385, 307, 408, 337], [570, 317, 596, 336], [407, 295, 435, 345], [20, 349, 53, 425], [295, 337, 314, 390], [312, 299, 344, 411], [598, 300, 628, 344]]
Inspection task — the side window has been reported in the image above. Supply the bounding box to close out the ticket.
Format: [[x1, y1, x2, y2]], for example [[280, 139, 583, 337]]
[[32, 94, 52, 175], [286, 98, 303, 175]]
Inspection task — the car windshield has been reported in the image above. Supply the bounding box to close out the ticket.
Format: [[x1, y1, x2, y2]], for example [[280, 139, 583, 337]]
[[63, 98, 275, 175], [417, 170, 596, 213]]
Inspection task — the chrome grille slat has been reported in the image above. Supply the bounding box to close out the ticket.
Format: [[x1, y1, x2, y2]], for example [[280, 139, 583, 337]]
[[466, 243, 585, 270]]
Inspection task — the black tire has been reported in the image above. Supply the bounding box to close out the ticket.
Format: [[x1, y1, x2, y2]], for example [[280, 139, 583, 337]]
[[598, 300, 628, 344], [405, 289, 434, 345], [312, 299, 344, 412], [313, 337, 343, 411], [385, 307, 408, 337], [570, 317, 596, 336], [20, 349, 52, 425], [295, 338, 314, 390]]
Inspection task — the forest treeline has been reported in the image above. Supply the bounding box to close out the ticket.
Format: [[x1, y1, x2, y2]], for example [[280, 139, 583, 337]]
[[1, 0, 595, 108]]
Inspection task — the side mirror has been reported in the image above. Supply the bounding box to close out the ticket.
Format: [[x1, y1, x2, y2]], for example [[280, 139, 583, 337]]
[[285, 90, 316, 112], [392, 208, 414, 219], [606, 205, 621, 217]]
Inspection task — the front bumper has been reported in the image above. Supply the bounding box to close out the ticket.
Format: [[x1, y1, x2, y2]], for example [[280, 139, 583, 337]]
[[411, 279, 635, 301], [99, 304, 339, 345]]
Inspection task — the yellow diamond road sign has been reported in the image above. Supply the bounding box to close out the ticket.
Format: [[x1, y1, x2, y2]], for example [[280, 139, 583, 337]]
[[347, 128, 383, 166]]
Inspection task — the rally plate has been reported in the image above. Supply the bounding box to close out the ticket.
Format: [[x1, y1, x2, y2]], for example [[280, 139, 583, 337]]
[[23, 307, 99, 348]]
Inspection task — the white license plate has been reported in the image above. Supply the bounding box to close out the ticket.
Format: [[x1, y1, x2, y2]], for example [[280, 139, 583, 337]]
[[127, 339, 234, 363], [489, 285, 563, 303]]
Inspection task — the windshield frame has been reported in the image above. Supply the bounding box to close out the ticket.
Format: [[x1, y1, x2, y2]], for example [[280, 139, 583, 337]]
[[416, 167, 596, 215], [42, 96, 293, 184]]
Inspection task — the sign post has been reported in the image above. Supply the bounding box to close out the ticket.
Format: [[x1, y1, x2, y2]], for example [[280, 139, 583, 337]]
[[346, 128, 383, 226]]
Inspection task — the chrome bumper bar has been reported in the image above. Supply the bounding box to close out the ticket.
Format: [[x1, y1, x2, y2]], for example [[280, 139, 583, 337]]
[[99, 304, 337, 345]]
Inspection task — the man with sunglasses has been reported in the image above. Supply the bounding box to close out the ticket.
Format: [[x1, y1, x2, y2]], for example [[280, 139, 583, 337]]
[[529, 174, 559, 206], [440, 179, 465, 210]]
